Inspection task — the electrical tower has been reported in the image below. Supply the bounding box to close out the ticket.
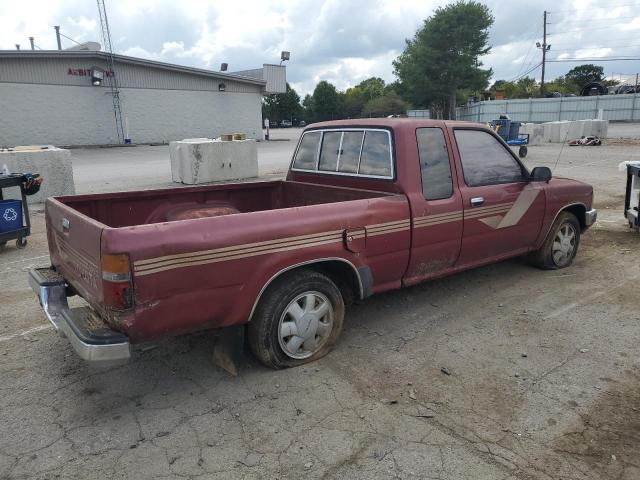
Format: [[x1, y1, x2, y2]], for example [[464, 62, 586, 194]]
[[97, 0, 125, 143]]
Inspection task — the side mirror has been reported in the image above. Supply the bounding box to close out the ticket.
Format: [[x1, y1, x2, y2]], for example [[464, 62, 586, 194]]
[[531, 166, 552, 183]]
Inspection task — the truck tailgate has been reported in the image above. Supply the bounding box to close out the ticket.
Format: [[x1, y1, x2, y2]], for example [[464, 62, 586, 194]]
[[46, 198, 104, 304]]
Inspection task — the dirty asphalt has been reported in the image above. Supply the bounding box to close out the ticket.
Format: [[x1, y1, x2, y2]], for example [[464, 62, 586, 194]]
[[0, 127, 638, 479]]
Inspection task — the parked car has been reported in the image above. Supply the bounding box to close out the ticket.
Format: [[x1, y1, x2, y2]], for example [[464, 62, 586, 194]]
[[269, 120, 278, 128], [280, 119, 293, 128], [298, 120, 306, 127], [30, 119, 596, 369]]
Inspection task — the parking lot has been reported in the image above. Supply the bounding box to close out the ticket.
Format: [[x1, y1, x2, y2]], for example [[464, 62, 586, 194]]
[[1, 125, 639, 479]]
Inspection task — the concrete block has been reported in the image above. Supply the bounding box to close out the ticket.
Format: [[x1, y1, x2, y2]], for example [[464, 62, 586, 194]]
[[0, 146, 75, 204], [170, 138, 258, 184], [520, 123, 544, 145]]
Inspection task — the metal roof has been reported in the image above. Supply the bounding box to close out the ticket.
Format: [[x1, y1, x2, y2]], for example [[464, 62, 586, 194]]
[[0, 50, 267, 86]]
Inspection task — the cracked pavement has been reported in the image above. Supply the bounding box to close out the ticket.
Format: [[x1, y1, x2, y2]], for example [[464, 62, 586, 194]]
[[1, 134, 639, 479]]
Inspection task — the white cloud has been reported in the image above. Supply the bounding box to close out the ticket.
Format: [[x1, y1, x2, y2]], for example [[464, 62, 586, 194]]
[[1, 0, 639, 96]]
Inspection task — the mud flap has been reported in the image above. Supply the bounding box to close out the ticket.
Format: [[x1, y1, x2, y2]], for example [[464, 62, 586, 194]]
[[212, 325, 245, 376]]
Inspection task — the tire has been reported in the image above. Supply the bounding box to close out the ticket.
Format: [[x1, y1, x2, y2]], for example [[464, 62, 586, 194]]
[[530, 212, 581, 270], [519, 146, 528, 158], [16, 237, 27, 249], [248, 269, 345, 369]]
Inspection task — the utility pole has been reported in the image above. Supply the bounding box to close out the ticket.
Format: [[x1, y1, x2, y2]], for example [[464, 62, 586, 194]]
[[540, 11, 548, 97], [54, 26, 62, 50]]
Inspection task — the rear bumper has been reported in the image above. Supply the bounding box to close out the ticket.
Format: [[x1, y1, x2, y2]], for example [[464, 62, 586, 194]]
[[585, 208, 597, 227], [29, 268, 131, 366]]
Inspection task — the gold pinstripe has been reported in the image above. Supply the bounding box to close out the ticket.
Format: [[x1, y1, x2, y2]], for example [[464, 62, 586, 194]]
[[55, 232, 98, 271], [135, 236, 345, 276], [131, 198, 527, 276], [134, 229, 343, 268], [135, 231, 343, 273]]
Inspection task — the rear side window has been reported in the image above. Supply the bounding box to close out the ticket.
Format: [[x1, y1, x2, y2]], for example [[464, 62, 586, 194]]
[[454, 129, 525, 186], [337, 131, 363, 173], [359, 131, 392, 177], [292, 129, 393, 179], [293, 131, 321, 170], [318, 132, 341, 171], [417, 128, 453, 200]]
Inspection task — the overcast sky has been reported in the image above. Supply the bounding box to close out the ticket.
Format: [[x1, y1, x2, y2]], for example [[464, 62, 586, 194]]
[[1, 0, 639, 96]]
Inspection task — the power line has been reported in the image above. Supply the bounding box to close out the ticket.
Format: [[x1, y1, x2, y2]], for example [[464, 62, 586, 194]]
[[547, 15, 638, 25], [548, 57, 640, 62], [550, 43, 640, 49], [548, 3, 640, 13], [549, 24, 640, 34], [513, 62, 542, 82], [512, 26, 542, 80]]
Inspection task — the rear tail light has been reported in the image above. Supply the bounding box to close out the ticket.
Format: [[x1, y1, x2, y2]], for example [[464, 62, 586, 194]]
[[101, 253, 133, 310]]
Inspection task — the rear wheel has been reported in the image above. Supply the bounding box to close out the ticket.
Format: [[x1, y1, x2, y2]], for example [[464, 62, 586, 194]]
[[530, 212, 580, 269], [519, 146, 528, 158], [248, 269, 344, 369], [16, 237, 27, 249]]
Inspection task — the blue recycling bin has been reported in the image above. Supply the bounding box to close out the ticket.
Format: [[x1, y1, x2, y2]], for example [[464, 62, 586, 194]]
[[493, 119, 511, 141], [0, 199, 23, 233]]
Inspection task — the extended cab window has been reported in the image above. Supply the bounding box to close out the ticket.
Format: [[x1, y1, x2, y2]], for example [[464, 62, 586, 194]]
[[454, 129, 526, 187], [417, 128, 452, 200], [293, 129, 393, 178], [359, 131, 392, 177], [293, 131, 321, 170]]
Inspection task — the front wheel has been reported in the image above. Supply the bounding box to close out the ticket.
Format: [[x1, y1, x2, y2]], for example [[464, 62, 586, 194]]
[[248, 269, 344, 369], [530, 212, 581, 269]]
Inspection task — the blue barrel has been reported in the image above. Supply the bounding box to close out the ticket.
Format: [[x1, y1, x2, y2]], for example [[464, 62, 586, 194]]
[[0, 199, 23, 233]]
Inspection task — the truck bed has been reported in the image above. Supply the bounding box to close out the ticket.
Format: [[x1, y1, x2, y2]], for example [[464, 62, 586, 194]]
[[45, 180, 411, 340], [57, 180, 389, 227]]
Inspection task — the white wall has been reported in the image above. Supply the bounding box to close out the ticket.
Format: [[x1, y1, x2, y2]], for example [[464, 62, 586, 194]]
[[456, 93, 640, 123], [0, 83, 263, 146]]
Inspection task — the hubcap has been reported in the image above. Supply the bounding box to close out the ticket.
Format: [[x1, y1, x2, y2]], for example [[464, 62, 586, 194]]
[[278, 291, 333, 359], [552, 223, 576, 266]]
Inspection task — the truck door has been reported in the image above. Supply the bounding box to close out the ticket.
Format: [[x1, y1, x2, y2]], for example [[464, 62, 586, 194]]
[[450, 128, 545, 266], [404, 127, 463, 285]]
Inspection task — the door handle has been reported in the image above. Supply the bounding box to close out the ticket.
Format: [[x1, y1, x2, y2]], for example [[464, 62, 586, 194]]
[[470, 197, 484, 207]]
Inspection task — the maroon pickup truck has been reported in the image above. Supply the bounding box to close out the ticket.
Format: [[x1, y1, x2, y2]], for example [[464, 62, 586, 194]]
[[30, 119, 596, 369]]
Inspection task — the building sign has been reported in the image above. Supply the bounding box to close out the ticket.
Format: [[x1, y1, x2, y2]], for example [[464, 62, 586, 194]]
[[68, 68, 114, 77]]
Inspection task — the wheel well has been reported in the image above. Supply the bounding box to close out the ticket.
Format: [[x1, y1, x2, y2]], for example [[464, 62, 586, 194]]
[[562, 204, 587, 230], [249, 260, 364, 322], [306, 261, 362, 305]]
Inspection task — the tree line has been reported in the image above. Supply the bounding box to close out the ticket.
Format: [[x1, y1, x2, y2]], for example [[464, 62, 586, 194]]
[[489, 65, 619, 99], [263, 1, 620, 124], [262, 77, 409, 125]]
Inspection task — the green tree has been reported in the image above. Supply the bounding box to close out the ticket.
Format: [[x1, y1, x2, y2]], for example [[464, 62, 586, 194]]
[[356, 77, 386, 102], [343, 86, 366, 118], [262, 83, 302, 123], [489, 77, 538, 99], [565, 64, 605, 89], [393, 1, 494, 119], [308, 81, 342, 122], [362, 93, 409, 117]]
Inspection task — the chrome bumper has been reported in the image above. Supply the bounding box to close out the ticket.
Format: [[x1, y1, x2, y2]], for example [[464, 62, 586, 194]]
[[29, 268, 131, 366], [585, 208, 597, 227]]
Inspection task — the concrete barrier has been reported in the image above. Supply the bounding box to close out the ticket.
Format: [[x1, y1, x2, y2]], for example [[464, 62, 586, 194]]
[[0, 146, 75, 204], [520, 119, 608, 144], [170, 138, 258, 184]]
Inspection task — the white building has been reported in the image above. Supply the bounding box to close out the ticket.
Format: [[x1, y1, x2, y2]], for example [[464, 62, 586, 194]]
[[0, 50, 285, 146]]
